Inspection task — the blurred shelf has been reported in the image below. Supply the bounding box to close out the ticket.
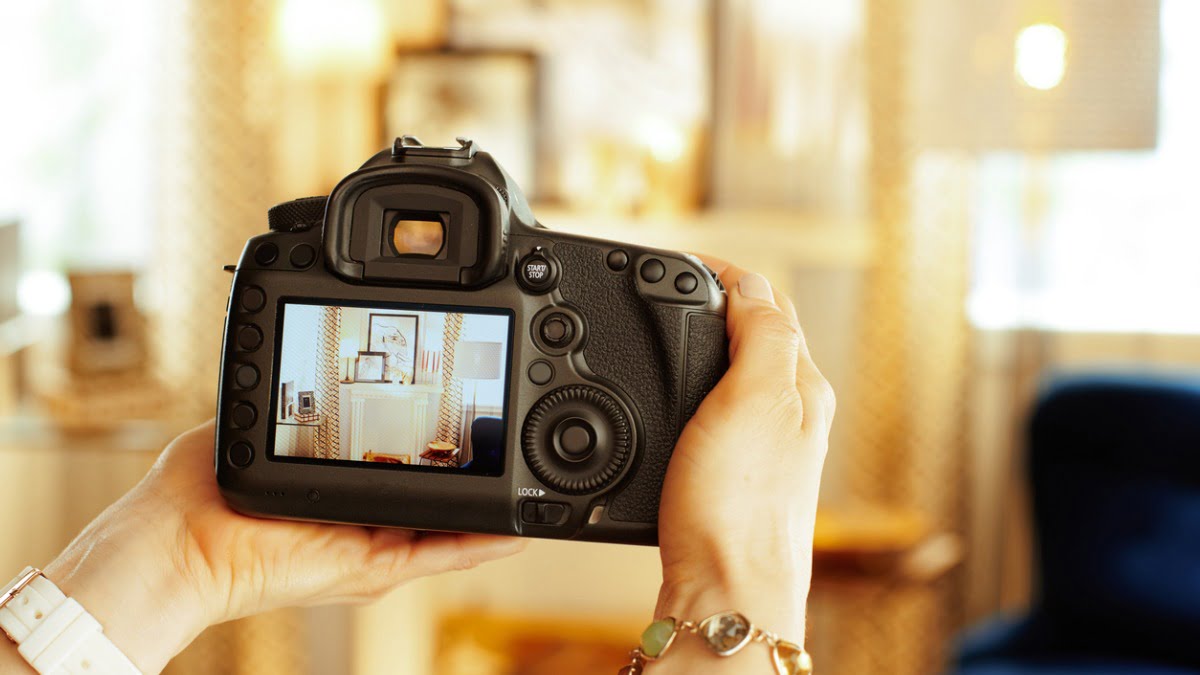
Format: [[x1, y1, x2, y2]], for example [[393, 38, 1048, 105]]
[[0, 408, 176, 455], [812, 505, 962, 584], [535, 207, 875, 270]]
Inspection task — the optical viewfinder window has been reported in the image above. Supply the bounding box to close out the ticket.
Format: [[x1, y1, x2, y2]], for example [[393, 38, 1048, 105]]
[[390, 215, 445, 257]]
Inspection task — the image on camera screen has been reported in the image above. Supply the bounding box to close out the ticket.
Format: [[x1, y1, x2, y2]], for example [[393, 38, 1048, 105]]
[[271, 301, 511, 476]]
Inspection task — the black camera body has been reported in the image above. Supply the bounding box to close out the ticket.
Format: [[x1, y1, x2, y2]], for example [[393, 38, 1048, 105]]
[[215, 137, 727, 545]]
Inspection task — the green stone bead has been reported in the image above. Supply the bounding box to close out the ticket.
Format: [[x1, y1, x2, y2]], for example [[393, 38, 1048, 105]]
[[640, 618, 677, 658]]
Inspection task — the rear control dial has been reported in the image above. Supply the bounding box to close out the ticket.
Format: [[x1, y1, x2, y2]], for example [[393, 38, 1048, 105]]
[[522, 385, 633, 495]]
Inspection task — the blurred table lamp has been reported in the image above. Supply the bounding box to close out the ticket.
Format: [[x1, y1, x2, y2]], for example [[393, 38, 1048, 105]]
[[454, 340, 502, 454], [340, 338, 356, 383], [912, 0, 1160, 151], [910, 0, 1161, 329]]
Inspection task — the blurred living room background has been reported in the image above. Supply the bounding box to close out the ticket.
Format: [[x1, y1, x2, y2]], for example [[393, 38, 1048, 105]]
[[1, 0, 1196, 673]]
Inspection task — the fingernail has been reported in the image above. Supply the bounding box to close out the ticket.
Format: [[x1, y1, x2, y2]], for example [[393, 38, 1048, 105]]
[[738, 273, 774, 302]]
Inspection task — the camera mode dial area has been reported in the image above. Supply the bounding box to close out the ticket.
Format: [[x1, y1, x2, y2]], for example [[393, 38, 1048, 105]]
[[522, 385, 633, 495]]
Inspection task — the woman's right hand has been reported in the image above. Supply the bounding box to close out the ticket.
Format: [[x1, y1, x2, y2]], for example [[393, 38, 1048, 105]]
[[651, 258, 835, 671]]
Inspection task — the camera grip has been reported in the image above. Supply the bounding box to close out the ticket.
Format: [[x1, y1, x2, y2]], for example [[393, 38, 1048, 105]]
[[554, 242, 727, 524]]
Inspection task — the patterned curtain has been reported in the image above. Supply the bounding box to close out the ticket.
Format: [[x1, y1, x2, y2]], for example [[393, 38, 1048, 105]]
[[152, 0, 309, 672], [822, 0, 974, 672], [435, 313, 465, 447], [316, 306, 343, 459]]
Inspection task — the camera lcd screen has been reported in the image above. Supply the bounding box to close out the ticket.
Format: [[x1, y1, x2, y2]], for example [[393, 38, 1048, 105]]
[[270, 301, 512, 476]]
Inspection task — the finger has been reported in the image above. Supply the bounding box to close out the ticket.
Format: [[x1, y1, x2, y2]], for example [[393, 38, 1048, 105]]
[[715, 264, 802, 396], [395, 533, 526, 578]]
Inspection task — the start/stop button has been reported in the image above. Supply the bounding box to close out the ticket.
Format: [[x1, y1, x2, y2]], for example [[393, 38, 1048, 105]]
[[517, 247, 558, 293]]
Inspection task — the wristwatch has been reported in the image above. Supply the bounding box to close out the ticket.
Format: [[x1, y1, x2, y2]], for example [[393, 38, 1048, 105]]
[[0, 567, 141, 674]]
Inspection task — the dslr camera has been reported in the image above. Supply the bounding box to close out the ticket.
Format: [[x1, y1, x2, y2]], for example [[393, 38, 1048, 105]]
[[216, 137, 727, 545]]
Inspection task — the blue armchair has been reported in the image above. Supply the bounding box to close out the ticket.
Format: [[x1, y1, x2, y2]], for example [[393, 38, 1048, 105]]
[[460, 416, 503, 473], [954, 375, 1200, 675]]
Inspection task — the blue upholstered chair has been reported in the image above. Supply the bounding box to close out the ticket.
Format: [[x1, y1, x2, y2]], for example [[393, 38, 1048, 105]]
[[953, 375, 1200, 674], [460, 416, 503, 472]]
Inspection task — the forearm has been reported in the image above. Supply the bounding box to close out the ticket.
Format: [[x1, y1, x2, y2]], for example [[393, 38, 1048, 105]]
[[2, 492, 211, 674]]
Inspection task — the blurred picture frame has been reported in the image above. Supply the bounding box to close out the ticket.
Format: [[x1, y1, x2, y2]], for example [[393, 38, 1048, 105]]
[[355, 351, 387, 383], [66, 271, 147, 376], [381, 48, 541, 197]]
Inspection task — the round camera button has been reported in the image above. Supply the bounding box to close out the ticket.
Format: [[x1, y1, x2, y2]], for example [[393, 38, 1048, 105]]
[[674, 272, 699, 294], [528, 360, 554, 385], [241, 286, 266, 313], [289, 243, 316, 269], [254, 242, 279, 266], [606, 249, 629, 271], [640, 258, 666, 283], [517, 250, 557, 293], [228, 441, 254, 468], [539, 313, 574, 348], [231, 402, 257, 429], [235, 364, 260, 389], [237, 325, 263, 352], [555, 419, 596, 461]]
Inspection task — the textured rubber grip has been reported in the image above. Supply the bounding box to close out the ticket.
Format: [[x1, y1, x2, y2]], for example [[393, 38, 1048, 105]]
[[553, 242, 727, 523]]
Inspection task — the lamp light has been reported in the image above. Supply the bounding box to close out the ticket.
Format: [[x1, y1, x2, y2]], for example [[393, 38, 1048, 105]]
[[453, 340, 503, 460], [1015, 23, 1068, 90]]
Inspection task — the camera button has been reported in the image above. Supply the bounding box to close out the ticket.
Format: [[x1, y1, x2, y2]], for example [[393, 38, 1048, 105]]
[[606, 249, 629, 271], [518, 250, 557, 292], [231, 402, 257, 429], [235, 364, 260, 389], [254, 242, 279, 266], [237, 325, 263, 352], [289, 243, 316, 269], [528, 360, 554, 386], [227, 441, 254, 468], [555, 418, 596, 462], [540, 502, 568, 525], [640, 258, 666, 283], [539, 313, 574, 348], [520, 501, 541, 524], [241, 286, 266, 313], [674, 272, 698, 294]]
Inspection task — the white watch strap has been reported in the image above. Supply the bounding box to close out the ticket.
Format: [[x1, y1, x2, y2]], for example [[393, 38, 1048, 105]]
[[0, 567, 141, 675]]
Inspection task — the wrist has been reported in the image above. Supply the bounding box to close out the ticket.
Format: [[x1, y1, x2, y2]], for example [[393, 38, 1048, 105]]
[[41, 493, 214, 673], [657, 544, 810, 643]]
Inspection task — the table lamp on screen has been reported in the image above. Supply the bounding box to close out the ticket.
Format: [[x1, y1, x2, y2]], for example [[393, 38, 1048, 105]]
[[454, 340, 502, 459]]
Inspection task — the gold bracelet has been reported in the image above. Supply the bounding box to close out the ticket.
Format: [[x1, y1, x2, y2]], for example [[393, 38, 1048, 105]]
[[619, 610, 813, 674]]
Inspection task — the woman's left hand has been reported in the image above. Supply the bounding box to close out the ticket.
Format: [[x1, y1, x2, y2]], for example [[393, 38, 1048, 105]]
[[40, 422, 526, 674]]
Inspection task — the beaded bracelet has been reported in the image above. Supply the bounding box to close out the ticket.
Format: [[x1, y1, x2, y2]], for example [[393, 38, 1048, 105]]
[[619, 610, 813, 674]]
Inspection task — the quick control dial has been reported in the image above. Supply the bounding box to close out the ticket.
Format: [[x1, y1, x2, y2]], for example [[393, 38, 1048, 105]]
[[522, 385, 633, 495]]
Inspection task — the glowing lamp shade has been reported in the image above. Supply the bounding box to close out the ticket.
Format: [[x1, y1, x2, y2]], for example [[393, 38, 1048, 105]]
[[1015, 23, 1068, 90], [339, 338, 357, 358]]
